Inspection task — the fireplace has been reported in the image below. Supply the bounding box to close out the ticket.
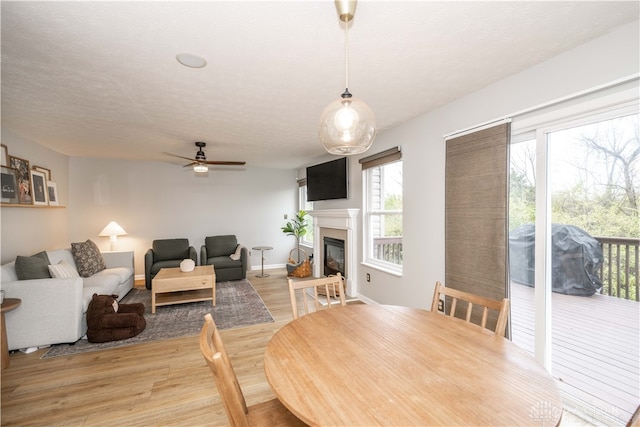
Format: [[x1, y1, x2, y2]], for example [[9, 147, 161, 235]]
[[309, 209, 359, 296], [324, 237, 345, 278]]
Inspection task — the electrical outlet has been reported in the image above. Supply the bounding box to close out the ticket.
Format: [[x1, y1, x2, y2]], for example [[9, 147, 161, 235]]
[[366, 273, 370, 282], [438, 300, 444, 312], [284, 213, 288, 219]]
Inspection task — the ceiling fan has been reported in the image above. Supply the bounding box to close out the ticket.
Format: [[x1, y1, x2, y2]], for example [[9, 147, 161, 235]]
[[165, 142, 246, 172]]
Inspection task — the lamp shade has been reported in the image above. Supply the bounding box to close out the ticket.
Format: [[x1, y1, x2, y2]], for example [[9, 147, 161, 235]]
[[318, 96, 376, 155], [99, 221, 127, 237]]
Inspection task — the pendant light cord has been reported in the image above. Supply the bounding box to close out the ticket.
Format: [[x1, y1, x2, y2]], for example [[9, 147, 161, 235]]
[[345, 19, 349, 91], [341, 18, 352, 98]]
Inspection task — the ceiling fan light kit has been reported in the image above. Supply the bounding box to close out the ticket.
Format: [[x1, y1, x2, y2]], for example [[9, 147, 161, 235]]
[[164, 142, 246, 174], [318, 0, 376, 156]]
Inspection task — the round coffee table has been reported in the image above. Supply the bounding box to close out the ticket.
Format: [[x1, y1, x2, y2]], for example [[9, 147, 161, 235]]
[[1, 298, 21, 370], [252, 246, 273, 278]]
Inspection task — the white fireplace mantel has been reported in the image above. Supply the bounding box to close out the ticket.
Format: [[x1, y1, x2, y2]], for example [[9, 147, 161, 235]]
[[308, 209, 359, 295]]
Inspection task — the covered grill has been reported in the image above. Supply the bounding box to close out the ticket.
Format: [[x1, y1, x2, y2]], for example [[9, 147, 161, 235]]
[[509, 223, 603, 296]]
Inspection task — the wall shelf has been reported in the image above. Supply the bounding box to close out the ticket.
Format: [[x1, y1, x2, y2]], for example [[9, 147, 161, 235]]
[[0, 203, 65, 208]]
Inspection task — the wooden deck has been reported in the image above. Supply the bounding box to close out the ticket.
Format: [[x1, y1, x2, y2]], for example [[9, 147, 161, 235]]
[[511, 282, 640, 424]]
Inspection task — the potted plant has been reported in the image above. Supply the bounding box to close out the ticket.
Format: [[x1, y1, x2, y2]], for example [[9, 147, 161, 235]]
[[281, 210, 309, 262]]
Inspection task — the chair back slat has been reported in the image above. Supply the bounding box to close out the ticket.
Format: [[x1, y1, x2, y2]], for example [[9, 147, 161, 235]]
[[465, 303, 473, 322], [449, 298, 458, 317], [288, 273, 346, 319], [432, 281, 510, 336], [480, 307, 489, 329]]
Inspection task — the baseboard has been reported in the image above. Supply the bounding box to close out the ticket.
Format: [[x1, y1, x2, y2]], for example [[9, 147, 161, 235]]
[[135, 265, 286, 280], [355, 293, 379, 305], [249, 263, 286, 271]]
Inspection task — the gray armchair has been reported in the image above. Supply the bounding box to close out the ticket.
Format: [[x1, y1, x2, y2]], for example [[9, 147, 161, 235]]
[[200, 235, 248, 282], [145, 238, 198, 289]]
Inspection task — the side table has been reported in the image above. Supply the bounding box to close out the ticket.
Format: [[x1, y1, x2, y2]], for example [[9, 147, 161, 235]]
[[1, 298, 21, 370], [252, 246, 273, 278]]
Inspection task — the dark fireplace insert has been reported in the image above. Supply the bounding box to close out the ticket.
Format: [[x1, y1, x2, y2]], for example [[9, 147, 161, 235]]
[[324, 237, 345, 278]]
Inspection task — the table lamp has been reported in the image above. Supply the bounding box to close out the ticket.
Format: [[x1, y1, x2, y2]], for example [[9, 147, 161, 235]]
[[99, 221, 127, 251]]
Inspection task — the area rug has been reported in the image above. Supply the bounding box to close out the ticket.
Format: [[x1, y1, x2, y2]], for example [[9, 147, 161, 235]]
[[41, 279, 274, 359]]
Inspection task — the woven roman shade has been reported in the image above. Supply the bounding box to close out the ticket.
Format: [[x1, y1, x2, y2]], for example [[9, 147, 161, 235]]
[[359, 146, 401, 170], [445, 123, 510, 334]]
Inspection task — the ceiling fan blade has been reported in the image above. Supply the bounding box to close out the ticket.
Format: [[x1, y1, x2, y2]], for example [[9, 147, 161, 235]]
[[182, 162, 197, 168], [203, 160, 247, 165], [165, 152, 197, 162]]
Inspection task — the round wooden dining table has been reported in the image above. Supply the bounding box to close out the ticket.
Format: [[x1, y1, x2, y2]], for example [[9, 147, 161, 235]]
[[264, 304, 563, 426]]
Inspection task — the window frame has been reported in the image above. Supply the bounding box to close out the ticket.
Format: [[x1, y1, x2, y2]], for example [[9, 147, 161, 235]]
[[510, 88, 639, 370], [361, 147, 403, 275], [298, 179, 314, 248]]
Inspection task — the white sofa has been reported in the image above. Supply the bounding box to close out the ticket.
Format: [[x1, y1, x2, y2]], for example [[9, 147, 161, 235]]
[[0, 249, 134, 351]]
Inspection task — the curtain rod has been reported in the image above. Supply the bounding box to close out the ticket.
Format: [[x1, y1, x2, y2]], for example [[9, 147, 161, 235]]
[[444, 73, 639, 140]]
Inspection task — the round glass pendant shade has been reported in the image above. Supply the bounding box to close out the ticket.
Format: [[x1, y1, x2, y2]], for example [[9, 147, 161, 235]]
[[319, 97, 376, 155]]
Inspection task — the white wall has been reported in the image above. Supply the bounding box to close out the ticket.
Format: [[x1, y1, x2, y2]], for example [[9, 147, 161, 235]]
[[68, 158, 298, 276], [0, 131, 70, 264], [337, 20, 639, 307], [2, 20, 637, 302]]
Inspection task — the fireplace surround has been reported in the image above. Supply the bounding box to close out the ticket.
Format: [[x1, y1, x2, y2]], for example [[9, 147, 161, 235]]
[[308, 209, 359, 296]]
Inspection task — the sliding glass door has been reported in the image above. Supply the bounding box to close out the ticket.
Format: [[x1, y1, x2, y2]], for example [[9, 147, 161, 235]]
[[509, 110, 639, 425]]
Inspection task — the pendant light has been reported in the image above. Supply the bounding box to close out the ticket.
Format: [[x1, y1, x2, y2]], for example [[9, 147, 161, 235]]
[[318, 0, 376, 155]]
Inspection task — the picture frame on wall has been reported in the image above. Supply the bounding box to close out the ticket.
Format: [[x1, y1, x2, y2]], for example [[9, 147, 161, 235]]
[[30, 169, 48, 206], [8, 155, 32, 204], [1, 166, 19, 204], [47, 181, 59, 206], [33, 165, 52, 181], [1, 144, 8, 167]]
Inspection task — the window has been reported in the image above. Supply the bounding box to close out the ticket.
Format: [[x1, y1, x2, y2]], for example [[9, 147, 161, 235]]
[[509, 98, 639, 425], [298, 179, 313, 247], [361, 147, 403, 274]]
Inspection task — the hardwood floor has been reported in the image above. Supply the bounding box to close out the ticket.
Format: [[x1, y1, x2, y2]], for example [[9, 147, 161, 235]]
[[1, 269, 598, 427], [1, 268, 298, 426]]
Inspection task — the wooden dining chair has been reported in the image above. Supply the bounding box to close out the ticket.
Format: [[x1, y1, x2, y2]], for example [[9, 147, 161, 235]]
[[288, 273, 346, 319], [431, 281, 510, 336], [199, 313, 306, 427]]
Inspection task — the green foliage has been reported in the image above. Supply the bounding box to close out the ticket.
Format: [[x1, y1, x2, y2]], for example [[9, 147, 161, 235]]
[[281, 210, 309, 261], [384, 194, 402, 210], [281, 210, 308, 239], [551, 188, 639, 237], [509, 169, 536, 230], [384, 194, 403, 236]]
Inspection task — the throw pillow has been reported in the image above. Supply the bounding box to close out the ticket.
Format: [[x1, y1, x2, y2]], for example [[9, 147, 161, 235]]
[[230, 244, 243, 261], [48, 260, 80, 279], [15, 251, 52, 280], [71, 239, 106, 277]]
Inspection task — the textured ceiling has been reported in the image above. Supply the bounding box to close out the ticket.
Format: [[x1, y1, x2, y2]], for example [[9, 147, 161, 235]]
[[2, 1, 638, 169]]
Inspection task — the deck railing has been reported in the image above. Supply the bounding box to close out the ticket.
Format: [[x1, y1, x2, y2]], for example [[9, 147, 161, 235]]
[[373, 235, 638, 301], [373, 237, 403, 265], [594, 236, 639, 301]]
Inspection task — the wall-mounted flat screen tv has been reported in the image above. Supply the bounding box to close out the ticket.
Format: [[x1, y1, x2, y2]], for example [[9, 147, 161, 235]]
[[306, 157, 348, 202]]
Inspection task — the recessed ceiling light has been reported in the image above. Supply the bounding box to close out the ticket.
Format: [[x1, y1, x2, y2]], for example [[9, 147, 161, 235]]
[[176, 52, 207, 68]]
